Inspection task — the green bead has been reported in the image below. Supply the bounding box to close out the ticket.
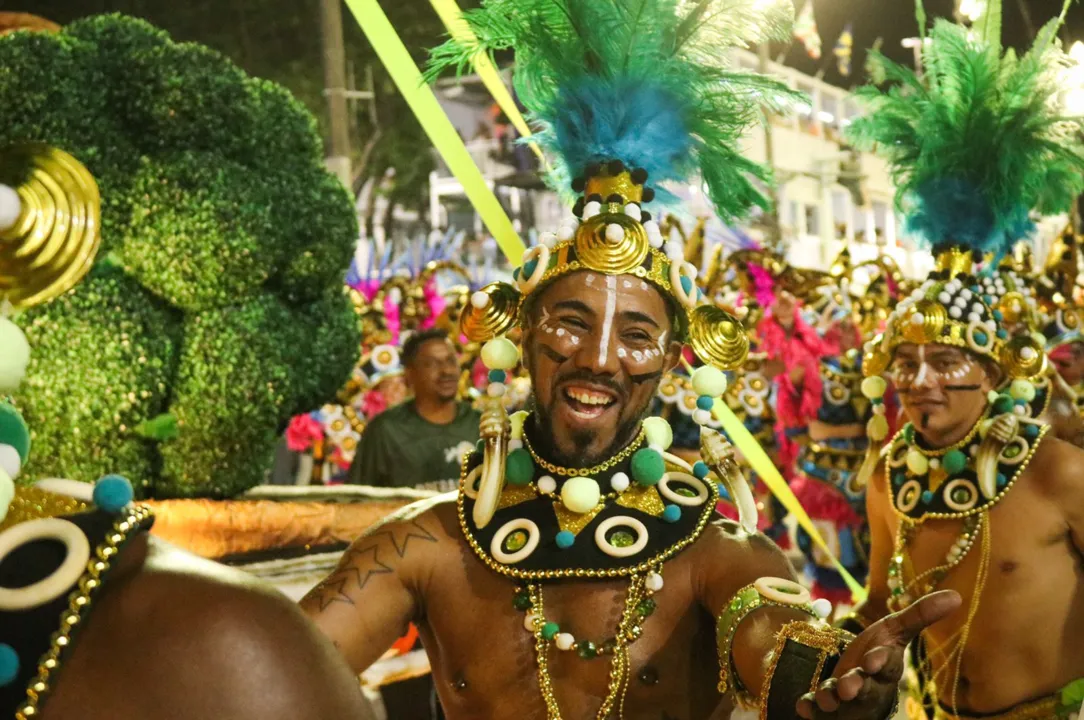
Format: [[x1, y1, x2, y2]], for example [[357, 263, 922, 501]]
[[729, 596, 743, 612], [505, 530, 528, 552], [992, 394, 1015, 415], [637, 598, 657, 617], [1010, 379, 1036, 402], [505, 448, 534, 486], [631, 448, 665, 486], [609, 530, 635, 548], [481, 337, 520, 370], [943, 449, 968, 475], [691, 366, 727, 397], [542, 622, 560, 640], [576, 640, 598, 660], [601, 638, 617, 655], [513, 591, 532, 611], [642, 416, 673, 450], [903, 423, 915, 443]]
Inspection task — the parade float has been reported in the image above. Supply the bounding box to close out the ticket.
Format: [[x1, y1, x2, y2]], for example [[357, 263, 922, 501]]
[[0, 11, 435, 692]]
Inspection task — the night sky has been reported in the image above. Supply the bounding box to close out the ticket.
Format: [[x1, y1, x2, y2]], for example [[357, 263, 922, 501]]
[[781, 0, 1084, 88]]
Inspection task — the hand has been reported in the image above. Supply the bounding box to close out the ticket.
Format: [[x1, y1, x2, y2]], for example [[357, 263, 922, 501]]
[[796, 590, 961, 720]]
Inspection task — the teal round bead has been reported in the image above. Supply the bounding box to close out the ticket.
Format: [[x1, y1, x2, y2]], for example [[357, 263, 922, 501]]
[[93, 475, 133, 513], [0, 643, 18, 686], [942, 449, 968, 475], [523, 258, 539, 279], [974, 331, 988, 346], [692, 461, 710, 479], [696, 395, 714, 410], [631, 448, 665, 486], [555, 530, 575, 549], [505, 448, 535, 486], [542, 622, 560, 640], [1024, 424, 1039, 439], [680, 275, 694, 296], [662, 504, 681, 523]]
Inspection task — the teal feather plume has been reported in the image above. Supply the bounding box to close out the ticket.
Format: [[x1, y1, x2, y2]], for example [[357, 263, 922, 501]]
[[425, 0, 802, 222], [847, 5, 1084, 261]]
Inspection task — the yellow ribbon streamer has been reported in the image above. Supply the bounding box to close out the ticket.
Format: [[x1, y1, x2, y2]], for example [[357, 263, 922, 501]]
[[344, 0, 525, 265], [427, 0, 545, 165], [681, 359, 866, 602]]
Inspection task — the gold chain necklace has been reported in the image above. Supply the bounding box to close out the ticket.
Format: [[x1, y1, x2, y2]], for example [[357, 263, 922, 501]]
[[523, 423, 645, 477], [905, 413, 984, 457], [528, 574, 647, 719]]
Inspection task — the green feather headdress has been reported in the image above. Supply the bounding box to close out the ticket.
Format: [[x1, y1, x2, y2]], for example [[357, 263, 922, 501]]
[[847, 0, 1084, 260], [425, 0, 800, 222]]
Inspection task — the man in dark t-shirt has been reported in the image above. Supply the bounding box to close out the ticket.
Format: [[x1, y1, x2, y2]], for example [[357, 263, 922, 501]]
[[349, 329, 480, 492]]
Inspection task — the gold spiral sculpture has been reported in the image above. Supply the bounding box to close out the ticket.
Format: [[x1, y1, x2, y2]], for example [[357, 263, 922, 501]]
[[0, 144, 101, 309], [688, 304, 749, 370]]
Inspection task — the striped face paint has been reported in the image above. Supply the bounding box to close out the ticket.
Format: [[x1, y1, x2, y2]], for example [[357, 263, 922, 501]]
[[598, 274, 617, 366]]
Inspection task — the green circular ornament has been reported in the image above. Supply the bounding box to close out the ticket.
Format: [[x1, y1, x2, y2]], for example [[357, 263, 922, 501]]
[[1009, 379, 1036, 403], [505, 530, 528, 552], [992, 394, 1015, 415], [942, 449, 968, 475], [609, 530, 635, 548], [642, 416, 673, 450], [631, 448, 665, 486], [505, 448, 535, 486], [481, 337, 520, 370], [0, 403, 30, 465], [576, 640, 598, 660], [542, 622, 560, 640]]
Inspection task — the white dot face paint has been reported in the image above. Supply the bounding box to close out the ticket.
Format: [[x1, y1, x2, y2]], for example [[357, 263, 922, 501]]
[[640, 281, 649, 291], [617, 347, 628, 359], [623, 279, 632, 289], [598, 274, 617, 366], [632, 350, 644, 362]]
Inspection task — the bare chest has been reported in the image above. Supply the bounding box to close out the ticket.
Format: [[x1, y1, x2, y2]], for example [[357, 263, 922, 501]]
[[416, 545, 725, 720]]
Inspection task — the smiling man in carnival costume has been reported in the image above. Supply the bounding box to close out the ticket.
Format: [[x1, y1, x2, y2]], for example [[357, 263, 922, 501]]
[[838, 2, 1084, 718], [301, 2, 959, 719]]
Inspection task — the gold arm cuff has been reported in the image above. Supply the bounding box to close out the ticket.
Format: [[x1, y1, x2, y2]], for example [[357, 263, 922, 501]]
[[757, 621, 855, 720], [715, 578, 817, 699]]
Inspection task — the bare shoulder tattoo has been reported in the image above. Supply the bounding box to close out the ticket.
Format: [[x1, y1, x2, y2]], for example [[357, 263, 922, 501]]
[[303, 518, 439, 612]]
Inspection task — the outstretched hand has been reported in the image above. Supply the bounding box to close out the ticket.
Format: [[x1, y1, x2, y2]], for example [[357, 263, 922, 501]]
[[796, 590, 961, 720]]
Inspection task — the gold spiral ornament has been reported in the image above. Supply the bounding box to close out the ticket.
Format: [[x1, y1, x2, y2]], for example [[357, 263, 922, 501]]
[[688, 304, 748, 370], [0, 144, 101, 309], [999, 334, 1046, 379], [862, 334, 891, 378], [900, 298, 947, 345], [460, 281, 521, 343], [574, 213, 649, 276], [997, 291, 1029, 326]]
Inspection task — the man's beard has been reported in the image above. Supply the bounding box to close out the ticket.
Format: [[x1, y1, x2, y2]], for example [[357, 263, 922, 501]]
[[528, 396, 648, 468]]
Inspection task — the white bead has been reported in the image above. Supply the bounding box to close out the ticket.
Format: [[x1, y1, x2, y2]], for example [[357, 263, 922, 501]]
[[911, 289, 925, 300], [1020, 346, 1037, 361], [968, 312, 981, 324], [555, 633, 576, 651], [1013, 404, 1026, 416], [0, 444, 20, 481], [471, 291, 490, 309], [693, 409, 712, 425], [508, 438, 523, 451], [938, 292, 951, 305], [910, 312, 925, 326], [524, 612, 538, 632], [928, 457, 940, 469], [557, 223, 577, 242], [643, 219, 660, 236], [537, 475, 557, 495], [605, 223, 626, 243], [665, 240, 684, 261], [583, 201, 601, 219], [0, 184, 20, 232], [949, 306, 963, 319], [961, 289, 973, 300], [985, 320, 997, 332], [873, 403, 886, 415], [646, 572, 664, 593], [972, 303, 985, 314], [624, 203, 642, 221], [610, 472, 630, 493], [487, 382, 507, 397], [539, 232, 558, 249], [647, 230, 664, 249], [811, 598, 833, 619]]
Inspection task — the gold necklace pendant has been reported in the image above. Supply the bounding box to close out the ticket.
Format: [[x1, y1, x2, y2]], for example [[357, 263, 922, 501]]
[[523, 423, 646, 477]]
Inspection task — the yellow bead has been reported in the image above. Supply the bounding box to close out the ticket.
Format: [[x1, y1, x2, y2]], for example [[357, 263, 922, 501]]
[[481, 337, 520, 371], [867, 414, 889, 441], [861, 376, 887, 399], [642, 417, 673, 450], [560, 476, 601, 514], [905, 449, 929, 475], [691, 366, 727, 397]]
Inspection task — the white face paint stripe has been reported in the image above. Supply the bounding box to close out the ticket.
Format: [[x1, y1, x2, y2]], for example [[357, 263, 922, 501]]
[[913, 346, 930, 386], [599, 274, 617, 366], [657, 331, 668, 353]]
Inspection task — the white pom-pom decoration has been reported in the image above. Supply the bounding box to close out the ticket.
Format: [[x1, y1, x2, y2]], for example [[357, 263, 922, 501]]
[[693, 409, 712, 425], [938, 292, 951, 305], [968, 312, 981, 324], [605, 223, 626, 244], [0, 445, 20, 481], [583, 201, 602, 219], [537, 475, 557, 495], [1020, 346, 1038, 361], [910, 312, 925, 326], [0, 184, 21, 232], [949, 306, 963, 319], [961, 289, 973, 300], [557, 223, 577, 242], [539, 232, 558, 249], [487, 382, 507, 398], [471, 291, 491, 309], [624, 203, 642, 221], [665, 240, 684, 261]]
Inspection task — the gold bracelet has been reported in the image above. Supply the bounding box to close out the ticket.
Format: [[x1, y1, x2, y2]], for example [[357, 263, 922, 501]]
[[715, 578, 817, 698], [758, 621, 854, 720]]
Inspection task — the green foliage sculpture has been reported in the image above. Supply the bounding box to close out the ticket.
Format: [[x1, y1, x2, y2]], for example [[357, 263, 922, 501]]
[[0, 14, 360, 498]]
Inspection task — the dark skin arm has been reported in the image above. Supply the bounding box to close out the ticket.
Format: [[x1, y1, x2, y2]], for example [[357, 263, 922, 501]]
[[45, 535, 375, 720], [695, 519, 959, 719]]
